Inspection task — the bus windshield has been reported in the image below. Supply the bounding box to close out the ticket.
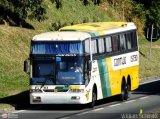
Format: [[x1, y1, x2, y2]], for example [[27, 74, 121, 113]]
[[31, 56, 84, 85], [56, 56, 84, 85]]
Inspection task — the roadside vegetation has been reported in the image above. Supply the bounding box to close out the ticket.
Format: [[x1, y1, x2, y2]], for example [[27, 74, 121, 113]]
[[139, 36, 160, 78], [0, 0, 160, 110]]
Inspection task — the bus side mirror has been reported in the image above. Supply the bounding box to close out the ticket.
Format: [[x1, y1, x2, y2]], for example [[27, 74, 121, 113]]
[[24, 59, 29, 73]]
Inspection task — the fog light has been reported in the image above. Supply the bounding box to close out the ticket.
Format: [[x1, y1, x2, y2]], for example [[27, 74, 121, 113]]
[[71, 96, 80, 100]]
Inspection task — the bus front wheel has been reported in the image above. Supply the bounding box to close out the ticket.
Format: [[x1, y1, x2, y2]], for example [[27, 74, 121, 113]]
[[89, 89, 97, 108]]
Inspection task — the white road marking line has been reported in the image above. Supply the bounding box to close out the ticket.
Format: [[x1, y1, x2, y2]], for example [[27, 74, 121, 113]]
[[108, 103, 121, 107], [93, 108, 104, 112], [77, 111, 90, 116], [139, 96, 149, 100], [124, 100, 136, 104], [140, 79, 160, 85]]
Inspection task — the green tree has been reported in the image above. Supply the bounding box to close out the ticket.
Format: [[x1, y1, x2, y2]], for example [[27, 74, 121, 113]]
[[50, 0, 62, 9], [134, 0, 160, 28], [0, 0, 46, 26], [108, 0, 145, 21], [147, 0, 160, 28]]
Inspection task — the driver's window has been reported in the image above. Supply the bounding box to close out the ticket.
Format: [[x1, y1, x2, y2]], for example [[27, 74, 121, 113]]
[[84, 59, 90, 85]]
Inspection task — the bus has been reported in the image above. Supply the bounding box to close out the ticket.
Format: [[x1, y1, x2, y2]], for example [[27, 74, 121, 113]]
[[24, 22, 139, 107]]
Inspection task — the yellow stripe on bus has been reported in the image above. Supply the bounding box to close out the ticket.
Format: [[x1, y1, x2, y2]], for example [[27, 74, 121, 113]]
[[106, 58, 139, 96], [71, 86, 80, 89]]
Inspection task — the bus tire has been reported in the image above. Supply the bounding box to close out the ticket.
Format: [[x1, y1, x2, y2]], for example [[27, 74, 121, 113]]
[[120, 81, 129, 101], [89, 89, 97, 108]]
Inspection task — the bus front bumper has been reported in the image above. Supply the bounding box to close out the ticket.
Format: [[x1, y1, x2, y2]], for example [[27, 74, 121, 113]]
[[30, 93, 88, 104]]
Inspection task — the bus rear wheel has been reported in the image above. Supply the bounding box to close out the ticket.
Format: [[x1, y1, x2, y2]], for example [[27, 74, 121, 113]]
[[120, 82, 129, 101]]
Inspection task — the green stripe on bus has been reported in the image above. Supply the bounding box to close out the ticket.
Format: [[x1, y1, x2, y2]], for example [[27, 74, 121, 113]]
[[86, 31, 99, 37], [55, 86, 70, 90], [97, 59, 111, 98]]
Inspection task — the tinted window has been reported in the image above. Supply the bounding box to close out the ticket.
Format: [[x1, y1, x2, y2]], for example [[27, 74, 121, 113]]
[[131, 31, 138, 48], [105, 36, 112, 52], [126, 31, 138, 49], [112, 35, 120, 52], [91, 39, 97, 54], [126, 33, 132, 49], [98, 38, 105, 53], [85, 39, 90, 53], [120, 34, 127, 50]]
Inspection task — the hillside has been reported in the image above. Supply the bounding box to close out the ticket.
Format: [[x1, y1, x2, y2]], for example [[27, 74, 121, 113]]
[[27, 0, 115, 31], [0, 26, 37, 98]]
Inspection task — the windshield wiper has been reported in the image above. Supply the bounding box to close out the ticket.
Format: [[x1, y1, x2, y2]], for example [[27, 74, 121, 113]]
[[63, 78, 70, 86], [39, 74, 55, 89]]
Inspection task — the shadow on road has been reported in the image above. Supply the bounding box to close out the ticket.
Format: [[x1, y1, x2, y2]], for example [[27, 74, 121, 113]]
[[132, 80, 160, 95], [0, 80, 159, 111], [0, 91, 31, 110]]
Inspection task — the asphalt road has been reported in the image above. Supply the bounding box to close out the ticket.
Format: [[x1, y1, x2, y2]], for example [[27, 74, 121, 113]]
[[3, 79, 160, 119]]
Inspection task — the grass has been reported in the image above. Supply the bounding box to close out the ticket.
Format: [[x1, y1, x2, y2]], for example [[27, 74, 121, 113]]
[[139, 36, 160, 78], [0, 25, 38, 99], [0, 104, 14, 112]]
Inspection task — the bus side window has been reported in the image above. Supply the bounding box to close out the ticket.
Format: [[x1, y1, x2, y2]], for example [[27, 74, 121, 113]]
[[126, 33, 132, 49], [112, 35, 120, 52], [131, 31, 138, 48], [120, 34, 127, 51], [91, 39, 98, 54], [84, 58, 90, 85], [98, 38, 105, 53], [105, 36, 112, 52], [85, 39, 90, 54]]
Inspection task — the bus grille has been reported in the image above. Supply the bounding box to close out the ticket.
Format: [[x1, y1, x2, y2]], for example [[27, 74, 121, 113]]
[[43, 89, 68, 92]]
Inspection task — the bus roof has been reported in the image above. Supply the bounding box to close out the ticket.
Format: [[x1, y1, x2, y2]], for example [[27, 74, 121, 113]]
[[32, 22, 137, 41], [32, 31, 91, 41], [60, 22, 137, 36]]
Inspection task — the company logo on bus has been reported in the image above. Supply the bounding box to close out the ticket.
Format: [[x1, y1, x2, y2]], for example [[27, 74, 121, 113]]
[[111, 52, 139, 71]]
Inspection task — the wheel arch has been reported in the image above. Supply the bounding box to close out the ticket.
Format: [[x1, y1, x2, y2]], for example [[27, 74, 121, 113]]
[[92, 83, 97, 94], [122, 76, 126, 86]]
